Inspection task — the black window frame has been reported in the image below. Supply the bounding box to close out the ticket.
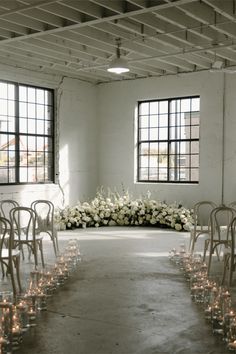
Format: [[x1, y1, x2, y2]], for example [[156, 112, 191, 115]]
[[137, 95, 200, 184], [0, 79, 55, 185]]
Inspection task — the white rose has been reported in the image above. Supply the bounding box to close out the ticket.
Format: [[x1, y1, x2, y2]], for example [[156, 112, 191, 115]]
[[175, 223, 182, 231]]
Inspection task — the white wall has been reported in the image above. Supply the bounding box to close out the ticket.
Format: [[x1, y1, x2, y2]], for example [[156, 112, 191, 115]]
[[0, 65, 98, 207], [58, 77, 98, 206], [224, 74, 236, 204], [97, 72, 226, 208]]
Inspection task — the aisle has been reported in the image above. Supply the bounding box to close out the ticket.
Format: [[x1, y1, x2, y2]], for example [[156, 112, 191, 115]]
[[18, 227, 228, 354]]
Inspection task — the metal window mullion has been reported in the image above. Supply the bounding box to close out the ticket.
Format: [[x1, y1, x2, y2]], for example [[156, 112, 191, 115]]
[[51, 92, 55, 182], [6, 89, 9, 183], [157, 103, 159, 180], [148, 102, 150, 180], [167, 100, 171, 181], [35, 98, 37, 183], [174, 100, 178, 181], [137, 103, 140, 181], [189, 98, 192, 181], [15, 85, 20, 183]]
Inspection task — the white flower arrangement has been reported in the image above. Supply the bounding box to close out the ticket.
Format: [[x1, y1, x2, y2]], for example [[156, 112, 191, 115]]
[[55, 188, 194, 231]]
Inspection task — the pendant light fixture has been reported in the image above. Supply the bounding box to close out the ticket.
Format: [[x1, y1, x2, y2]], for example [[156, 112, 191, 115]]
[[107, 39, 130, 74]]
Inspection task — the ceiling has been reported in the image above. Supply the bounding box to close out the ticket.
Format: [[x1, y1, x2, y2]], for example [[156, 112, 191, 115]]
[[0, 0, 236, 84]]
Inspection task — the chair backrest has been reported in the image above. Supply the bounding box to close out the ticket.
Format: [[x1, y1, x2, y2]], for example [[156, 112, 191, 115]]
[[229, 202, 236, 209], [0, 200, 19, 220], [210, 206, 236, 241], [193, 201, 217, 228], [10, 207, 36, 241], [31, 200, 54, 232], [230, 216, 236, 250], [0, 216, 13, 258]]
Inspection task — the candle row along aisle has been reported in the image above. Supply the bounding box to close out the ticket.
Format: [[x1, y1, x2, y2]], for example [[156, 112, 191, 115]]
[[169, 245, 236, 352], [0, 238, 81, 354]]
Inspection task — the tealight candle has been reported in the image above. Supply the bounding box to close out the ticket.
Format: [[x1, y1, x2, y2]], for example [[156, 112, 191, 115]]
[[228, 340, 236, 350]]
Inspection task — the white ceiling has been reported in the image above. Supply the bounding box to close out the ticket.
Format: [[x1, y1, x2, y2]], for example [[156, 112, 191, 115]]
[[0, 0, 236, 84]]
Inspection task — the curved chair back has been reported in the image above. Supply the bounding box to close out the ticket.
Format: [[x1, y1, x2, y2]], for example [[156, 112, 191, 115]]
[[0, 216, 22, 295], [189, 200, 217, 252], [193, 201, 217, 227], [210, 206, 236, 241], [31, 200, 59, 255], [222, 216, 236, 286], [10, 206, 36, 241], [0, 200, 19, 220], [0, 216, 13, 258], [31, 200, 54, 232], [229, 202, 236, 209]]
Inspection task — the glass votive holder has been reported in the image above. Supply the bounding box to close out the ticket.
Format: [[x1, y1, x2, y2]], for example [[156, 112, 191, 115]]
[[0, 292, 13, 304], [212, 303, 224, 336], [36, 292, 47, 311], [23, 295, 37, 327], [0, 329, 10, 354], [228, 341, 236, 351], [15, 296, 29, 332], [227, 316, 236, 347], [223, 310, 235, 343], [0, 301, 13, 345], [11, 321, 22, 352], [204, 305, 212, 321]]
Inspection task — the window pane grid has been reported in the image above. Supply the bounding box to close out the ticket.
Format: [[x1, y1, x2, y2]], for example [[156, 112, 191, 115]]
[[138, 96, 200, 183], [0, 80, 54, 185]]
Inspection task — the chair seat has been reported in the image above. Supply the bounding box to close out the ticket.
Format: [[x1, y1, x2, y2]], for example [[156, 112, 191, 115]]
[[1, 248, 21, 258], [190, 225, 209, 231], [14, 234, 43, 242]]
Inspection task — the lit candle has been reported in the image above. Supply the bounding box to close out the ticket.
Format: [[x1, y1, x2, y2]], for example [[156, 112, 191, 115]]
[[228, 340, 236, 349]]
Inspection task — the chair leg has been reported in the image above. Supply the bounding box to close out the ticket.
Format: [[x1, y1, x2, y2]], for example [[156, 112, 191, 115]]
[[8, 260, 17, 297], [32, 243, 38, 268], [53, 228, 59, 255], [189, 230, 194, 252], [207, 244, 213, 275], [229, 256, 235, 287], [1, 262, 5, 277], [222, 254, 230, 285], [38, 240, 45, 268], [52, 238, 57, 256], [13, 256, 22, 294], [203, 239, 209, 262]]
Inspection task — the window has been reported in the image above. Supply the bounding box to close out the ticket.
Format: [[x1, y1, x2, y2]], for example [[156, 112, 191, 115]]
[[0, 80, 54, 184], [137, 96, 200, 183]]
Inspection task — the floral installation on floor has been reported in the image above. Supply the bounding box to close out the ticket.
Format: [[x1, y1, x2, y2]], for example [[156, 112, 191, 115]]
[[55, 188, 194, 232]]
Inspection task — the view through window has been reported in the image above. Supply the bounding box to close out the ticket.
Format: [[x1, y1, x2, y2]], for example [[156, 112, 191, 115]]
[[0, 80, 54, 184], [137, 96, 200, 183]]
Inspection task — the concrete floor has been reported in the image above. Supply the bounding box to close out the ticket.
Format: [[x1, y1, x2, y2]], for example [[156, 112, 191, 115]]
[[0, 226, 232, 353]]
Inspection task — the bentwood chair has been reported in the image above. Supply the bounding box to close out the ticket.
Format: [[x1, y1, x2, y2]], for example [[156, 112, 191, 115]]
[[189, 201, 217, 253], [221, 217, 236, 286], [10, 207, 45, 269], [0, 216, 22, 296], [0, 199, 20, 249], [31, 200, 59, 256], [205, 206, 236, 275], [0, 199, 20, 226]]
